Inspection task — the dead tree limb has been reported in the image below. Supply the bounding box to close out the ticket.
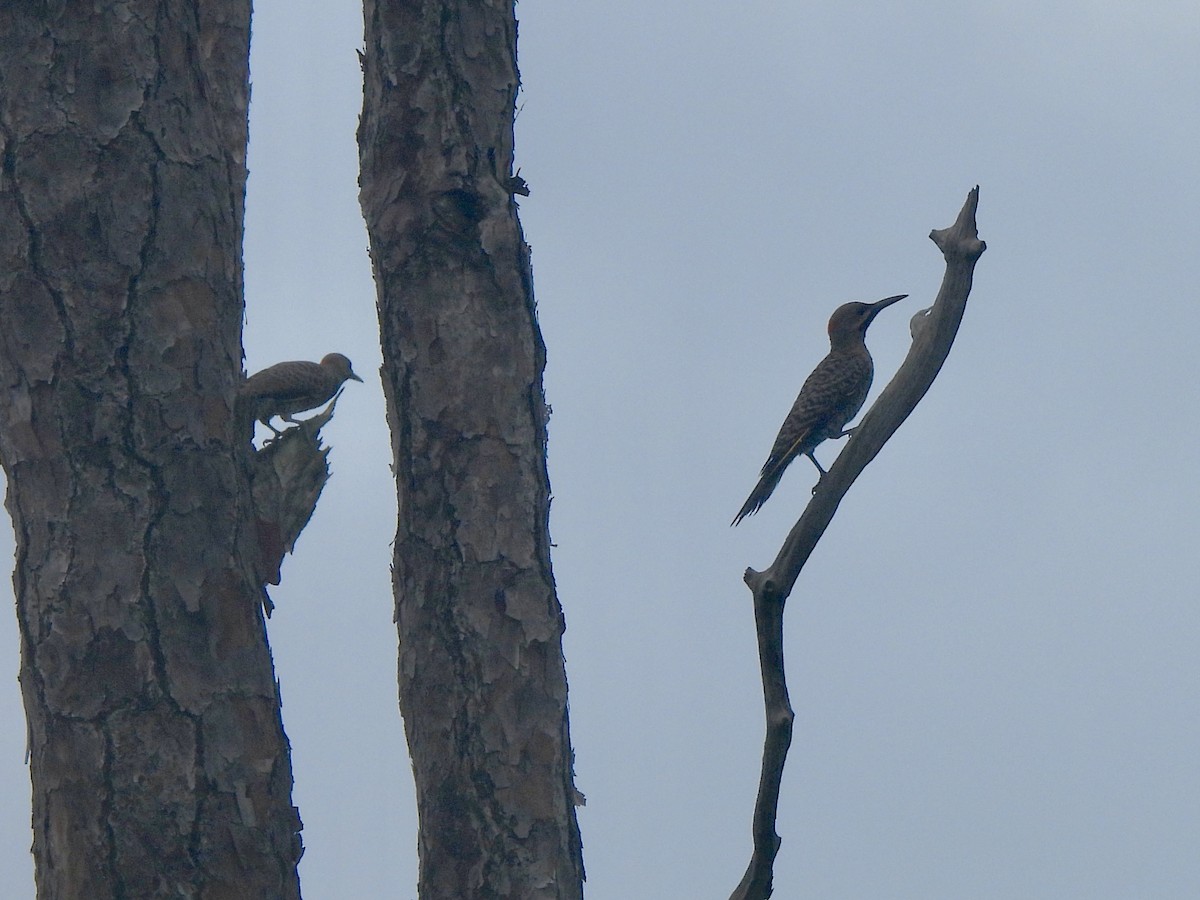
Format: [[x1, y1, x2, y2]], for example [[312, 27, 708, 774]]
[[730, 187, 987, 900]]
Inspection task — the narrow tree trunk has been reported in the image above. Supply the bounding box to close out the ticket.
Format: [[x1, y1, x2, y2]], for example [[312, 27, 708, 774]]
[[358, 2, 584, 897], [0, 4, 302, 897]]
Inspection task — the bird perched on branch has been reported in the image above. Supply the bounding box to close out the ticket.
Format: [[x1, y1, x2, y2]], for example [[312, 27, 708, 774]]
[[239, 352, 364, 436], [732, 294, 905, 526]]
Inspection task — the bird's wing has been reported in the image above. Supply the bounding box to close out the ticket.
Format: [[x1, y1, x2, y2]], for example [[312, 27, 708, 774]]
[[733, 351, 873, 525], [240, 363, 321, 401], [757, 352, 871, 480], [761, 400, 823, 471], [732, 385, 834, 527], [242, 381, 315, 402]]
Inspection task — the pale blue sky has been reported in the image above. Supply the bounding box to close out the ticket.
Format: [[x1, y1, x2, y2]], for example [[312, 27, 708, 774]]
[[3, 2, 1198, 897]]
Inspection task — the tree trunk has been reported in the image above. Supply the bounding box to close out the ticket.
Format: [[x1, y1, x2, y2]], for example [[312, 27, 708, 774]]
[[0, 4, 302, 897], [358, 2, 584, 897]]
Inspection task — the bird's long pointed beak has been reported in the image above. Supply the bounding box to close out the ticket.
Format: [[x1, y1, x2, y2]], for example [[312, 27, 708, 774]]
[[349, 372, 364, 383], [873, 293, 907, 310], [865, 293, 906, 324]]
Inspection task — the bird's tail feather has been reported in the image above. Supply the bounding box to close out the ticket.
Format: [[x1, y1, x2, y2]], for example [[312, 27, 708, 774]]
[[731, 467, 786, 526]]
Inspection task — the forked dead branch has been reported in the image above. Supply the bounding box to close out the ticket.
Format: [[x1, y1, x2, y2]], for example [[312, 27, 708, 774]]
[[730, 187, 987, 900]]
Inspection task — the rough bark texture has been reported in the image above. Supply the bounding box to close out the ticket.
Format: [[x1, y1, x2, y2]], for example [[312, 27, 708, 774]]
[[358, 2, 584, 897], [0, 4, 302, 897]]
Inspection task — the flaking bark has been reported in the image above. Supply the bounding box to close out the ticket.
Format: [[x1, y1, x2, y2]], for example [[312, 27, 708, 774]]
[[0, 3, 301, 897], [358, 2, 584, 897]]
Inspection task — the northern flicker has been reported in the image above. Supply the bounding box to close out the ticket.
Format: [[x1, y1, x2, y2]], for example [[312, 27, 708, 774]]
[[239, 352, 364, 436], [732, 294, 905, 525]]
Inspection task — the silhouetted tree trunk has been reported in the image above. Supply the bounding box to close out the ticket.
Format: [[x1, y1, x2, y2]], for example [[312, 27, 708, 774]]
[[0, 4, 302, 896], [358, 2, 584, 897]]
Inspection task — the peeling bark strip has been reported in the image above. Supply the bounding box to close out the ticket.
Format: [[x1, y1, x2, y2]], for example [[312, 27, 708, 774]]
[[358, 2, 585, 897], [0, 4, 301, 898]]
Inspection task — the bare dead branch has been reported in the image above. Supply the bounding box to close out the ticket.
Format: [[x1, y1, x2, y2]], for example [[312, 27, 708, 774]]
[[731, 187, 987, 900]]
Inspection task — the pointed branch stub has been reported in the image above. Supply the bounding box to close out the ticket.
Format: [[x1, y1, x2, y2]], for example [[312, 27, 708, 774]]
[[249, 398, 340, 588]]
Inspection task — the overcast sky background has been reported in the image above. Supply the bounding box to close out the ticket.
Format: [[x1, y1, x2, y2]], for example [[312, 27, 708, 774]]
[[3, 1, 1199, 897]]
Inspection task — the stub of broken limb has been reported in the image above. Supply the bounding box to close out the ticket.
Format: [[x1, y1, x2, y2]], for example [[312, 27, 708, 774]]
[[247, 396, 340, 612]]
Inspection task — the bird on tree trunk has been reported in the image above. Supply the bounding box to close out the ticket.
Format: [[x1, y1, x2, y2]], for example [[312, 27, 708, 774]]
[[732, 294, 906, 525], [239, 352, 364, 437]]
